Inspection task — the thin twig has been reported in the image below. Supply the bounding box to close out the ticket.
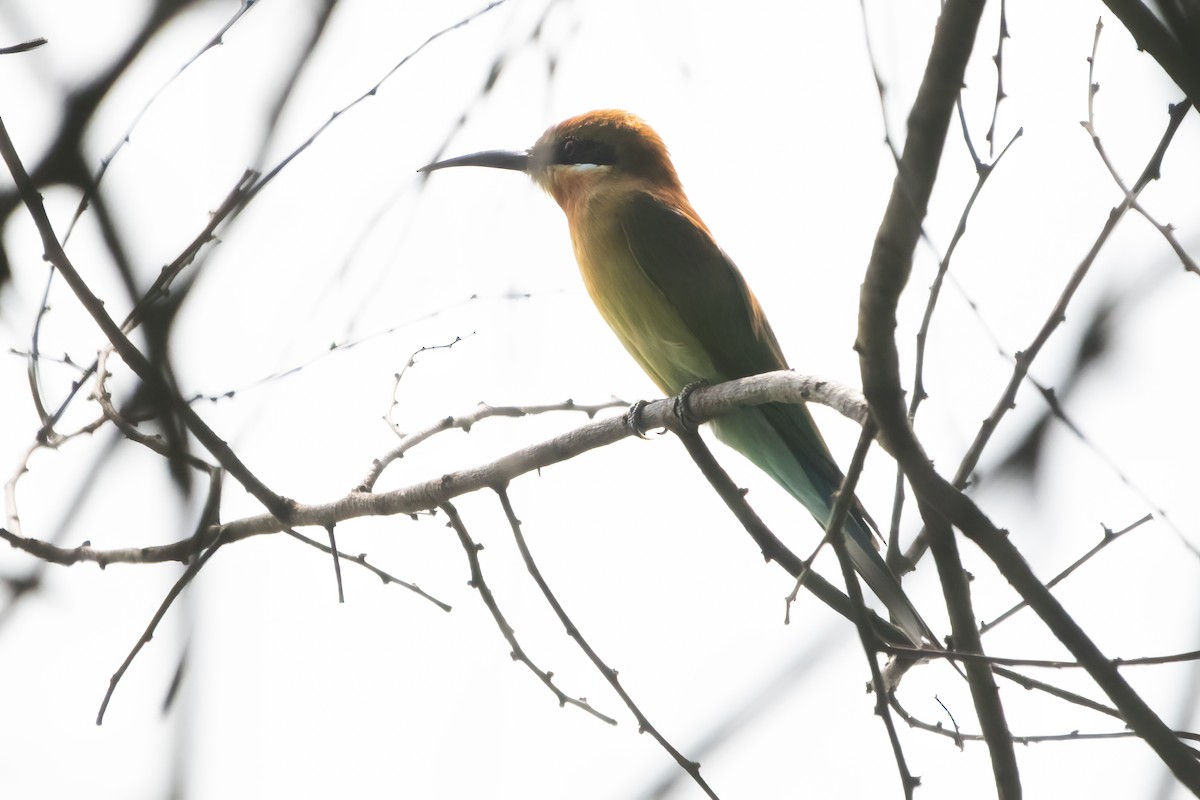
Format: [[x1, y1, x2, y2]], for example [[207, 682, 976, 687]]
[[980, 514, 1152, 633], [922, 494, 1019, 794], [496, 488, 720, 799], [903, 92, 1193, 567], [824, 422, 918, 799], [889, 126, 1022, 574], [857, 0, 1200, 786], [60, 1, 261, 244], [35, 170, 259, 447], [6, 373, 874, 560], [384, 336, 474, 437], [279, 527, 452, 612], [27, 0, 514, 449], [441, 501, 617, 726], [324, 524, 345, 604], [985, 0, 1010, 157], [362, 396, 629, 491], [885, 640, 1200, 670], [97, 529, 226, 725], [0, 122, 295, 522], [891, 694, 1200, 749], [1082, 19, 1198, 276], [673, 426, 914, 647]]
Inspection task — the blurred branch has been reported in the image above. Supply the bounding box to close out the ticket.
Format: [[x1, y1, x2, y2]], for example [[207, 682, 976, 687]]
[[0, 0, 210, 288], [19, 0, 514, 472], [33, 170, 259, 446], [251, 0, 511, 196], [1101, 0, 1200, 108], [61, 0, 263, 244], [96, 468, 225, 726], [184, 292, 543, 403], [92, 349, 213, 473], [0, 120, 296, 520], [251, 0, 341, 171], [0, 36, 46, 54]]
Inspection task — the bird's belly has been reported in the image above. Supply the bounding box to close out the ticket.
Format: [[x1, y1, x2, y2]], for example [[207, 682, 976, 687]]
[[574, 241, 717, 395]]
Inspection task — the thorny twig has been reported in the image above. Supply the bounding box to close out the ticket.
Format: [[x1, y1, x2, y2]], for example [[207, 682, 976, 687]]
[[441, 501, 618, 726], [496, 487, 720, 799]]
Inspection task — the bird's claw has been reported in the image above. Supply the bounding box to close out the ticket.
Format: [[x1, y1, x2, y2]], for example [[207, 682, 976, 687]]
[[626, 399, 653, 439], [673, 380, 708, 432]]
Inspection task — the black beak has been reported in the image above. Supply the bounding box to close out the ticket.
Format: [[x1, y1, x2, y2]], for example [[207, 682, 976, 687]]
[[418, 149, 530, 173]]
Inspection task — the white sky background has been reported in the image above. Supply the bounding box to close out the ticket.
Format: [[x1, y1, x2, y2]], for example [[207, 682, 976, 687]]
[[2, 1, 1200, 798]]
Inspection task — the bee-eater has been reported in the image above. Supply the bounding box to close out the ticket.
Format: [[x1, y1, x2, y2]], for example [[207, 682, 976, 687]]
[[420, 110, 928, 645]]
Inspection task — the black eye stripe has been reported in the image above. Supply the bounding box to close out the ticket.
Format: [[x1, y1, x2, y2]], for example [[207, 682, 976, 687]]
[[555, 136, 617, 166]]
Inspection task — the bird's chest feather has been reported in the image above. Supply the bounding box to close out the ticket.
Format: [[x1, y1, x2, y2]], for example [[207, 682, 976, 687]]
[[567, 207, 716, 393]]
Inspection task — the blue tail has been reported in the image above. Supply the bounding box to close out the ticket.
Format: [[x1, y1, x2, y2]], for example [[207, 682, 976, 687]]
[[711, 402, 928, 646]]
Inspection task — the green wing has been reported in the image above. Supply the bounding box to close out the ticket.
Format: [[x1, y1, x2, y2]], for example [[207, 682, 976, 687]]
[[617, 191, 787, 381], [616, 190, 848, 499]]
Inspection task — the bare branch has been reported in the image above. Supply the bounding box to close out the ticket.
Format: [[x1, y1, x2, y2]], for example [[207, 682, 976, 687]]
[[824, 423, 919, 799], [903, 91, 1193, 567], [441, 501, 618, 726], [496, 488, 719, 798], [857, 0, 1200, 788], [985, 0, 1010, 156], [675, 426, 913, 647], [97, 476, 225, 726], [891, 694, 1200, 749], [360, 396, 628, 492], [887, 641, 1200, 671], [41, 376, 866, 571], [1082, 21, 1198, 276], [856, 2, 1023, 793], [980, 514, 1153, 633], [384, 336, 474, 438], [278, 527, 452, 612]]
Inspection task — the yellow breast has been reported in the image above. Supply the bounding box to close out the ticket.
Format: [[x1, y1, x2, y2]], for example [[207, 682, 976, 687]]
[[568, 201, 718, 395]]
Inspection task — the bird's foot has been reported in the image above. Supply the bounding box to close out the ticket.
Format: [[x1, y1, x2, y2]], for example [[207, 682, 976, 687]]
[[672, 380, 708, 432], [626, 400, 654, 439]]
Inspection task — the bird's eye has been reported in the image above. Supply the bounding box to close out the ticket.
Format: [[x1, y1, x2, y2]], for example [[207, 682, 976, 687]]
[[555, 136, 616, 167], [549, 135, 614, 166]]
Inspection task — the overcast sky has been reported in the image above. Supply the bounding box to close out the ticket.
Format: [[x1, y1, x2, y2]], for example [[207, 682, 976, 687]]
[[2, 2, 1200, 798]]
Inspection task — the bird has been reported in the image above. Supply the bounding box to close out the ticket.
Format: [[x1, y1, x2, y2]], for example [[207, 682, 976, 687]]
[[419, 110, 928, 646]]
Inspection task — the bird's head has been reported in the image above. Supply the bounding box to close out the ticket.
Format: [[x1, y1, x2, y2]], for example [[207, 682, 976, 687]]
[[419, 110, 682, 215]]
